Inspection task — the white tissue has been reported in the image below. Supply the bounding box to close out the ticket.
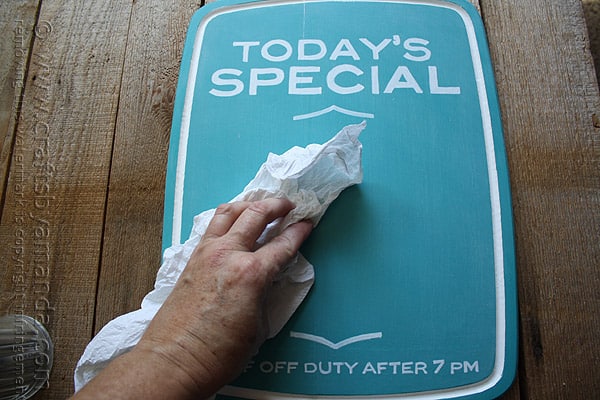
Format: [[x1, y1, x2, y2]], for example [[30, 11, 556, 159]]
[[74, 122, 365, 391]]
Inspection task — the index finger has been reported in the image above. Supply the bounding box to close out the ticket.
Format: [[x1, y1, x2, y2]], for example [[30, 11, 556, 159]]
[[227, 198, 296, 249], [256, 220, 313, 278]]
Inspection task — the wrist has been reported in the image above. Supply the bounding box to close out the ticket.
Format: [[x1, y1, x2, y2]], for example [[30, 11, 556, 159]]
[[137, 297, 258, 396], [131, 339, 215, 400], [72, 344, 203, 400]]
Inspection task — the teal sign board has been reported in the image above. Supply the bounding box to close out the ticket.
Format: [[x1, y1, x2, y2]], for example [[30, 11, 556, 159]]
[[163, 0, 517, 398]]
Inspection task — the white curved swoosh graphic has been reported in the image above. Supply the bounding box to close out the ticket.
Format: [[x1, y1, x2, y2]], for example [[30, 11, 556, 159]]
[[290, 331, 382, 350], [293, 105, 375, 121]]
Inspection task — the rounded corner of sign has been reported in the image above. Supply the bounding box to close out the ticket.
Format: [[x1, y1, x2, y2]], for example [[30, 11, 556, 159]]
[[465, 356, 518, 399], [491, 346, 519, 399], [483, 369, 518, 400], [190, 0, 265, 31], [445, 0, 480, 15]]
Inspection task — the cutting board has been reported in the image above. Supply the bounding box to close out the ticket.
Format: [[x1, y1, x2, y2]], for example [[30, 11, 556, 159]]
[[163, 0, 518, 398]]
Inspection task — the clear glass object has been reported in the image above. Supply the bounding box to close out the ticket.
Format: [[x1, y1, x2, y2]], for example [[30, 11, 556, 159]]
[[0, 315, 53, 400]]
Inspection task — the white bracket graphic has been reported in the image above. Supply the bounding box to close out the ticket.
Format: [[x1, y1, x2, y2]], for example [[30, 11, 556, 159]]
[[290, 331, 383, 350], [293, 105, 375, 121]]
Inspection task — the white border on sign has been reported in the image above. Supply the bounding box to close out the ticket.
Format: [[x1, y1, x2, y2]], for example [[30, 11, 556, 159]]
[[172, 0, 506, 399]]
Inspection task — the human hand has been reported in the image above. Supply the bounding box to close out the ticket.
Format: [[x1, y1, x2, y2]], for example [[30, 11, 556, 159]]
[[134, 198, 313, 398]]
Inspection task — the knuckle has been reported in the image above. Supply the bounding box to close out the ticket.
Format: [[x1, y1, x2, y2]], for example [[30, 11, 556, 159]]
[[272, 233, 296, 259], [238, 254, 263, 273], [198, 240, 230, 269], [214, 202, 236, 215], [235, 254, 267, 285], [246, 201, 272, 218]]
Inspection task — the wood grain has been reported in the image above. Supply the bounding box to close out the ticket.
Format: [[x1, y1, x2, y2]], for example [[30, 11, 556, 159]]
[[480, 0, 600, 398], [0, 1, 41, 207], [0, 1, 132, 397], [93, 0, 204, 333]]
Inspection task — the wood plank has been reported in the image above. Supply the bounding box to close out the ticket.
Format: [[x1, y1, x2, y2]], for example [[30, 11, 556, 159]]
[[0, 0, 132, 397], [94, 0, 204, 331], [582, 0, 600, 86], [480, 0, 600, 398], [0, 1, 41, 206]]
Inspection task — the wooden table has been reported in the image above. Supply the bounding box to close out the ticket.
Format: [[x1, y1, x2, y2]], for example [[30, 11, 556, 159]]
[[1, 1, 598, 398]]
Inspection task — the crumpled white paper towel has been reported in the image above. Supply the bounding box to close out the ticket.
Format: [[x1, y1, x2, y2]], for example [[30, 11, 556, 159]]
[[74, 122, 365, 391]]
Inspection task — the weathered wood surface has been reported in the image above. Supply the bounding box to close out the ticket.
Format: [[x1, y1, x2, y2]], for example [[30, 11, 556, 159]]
[[94, 0, 204, 334], [0, 0, 598, 399], [0, 0, 40, 204], [480, 0, 600, 398], [0, 1, 133, 398]]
